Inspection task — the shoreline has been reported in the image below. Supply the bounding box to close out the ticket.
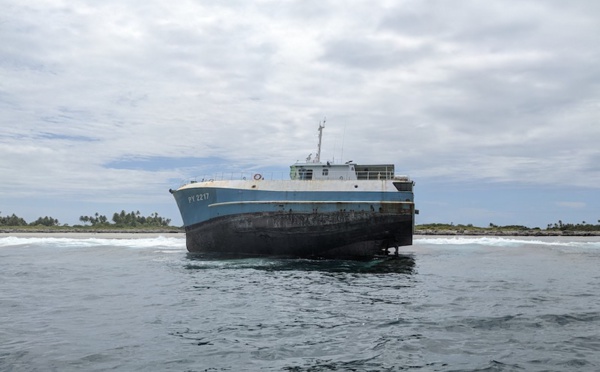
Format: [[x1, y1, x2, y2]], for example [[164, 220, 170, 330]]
[[415, 229, 600, 237], [1, 232, 185, 239], [0, 228, 185, 239], [0, 232, 185, 239], [0, 227, 182, 233], [2, 228, 598, 238]]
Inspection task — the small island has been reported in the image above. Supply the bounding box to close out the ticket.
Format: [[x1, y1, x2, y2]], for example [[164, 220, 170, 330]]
[[2, 211, 599, 236], [0, 210, 183, 234], [416, 222, 600, 236]]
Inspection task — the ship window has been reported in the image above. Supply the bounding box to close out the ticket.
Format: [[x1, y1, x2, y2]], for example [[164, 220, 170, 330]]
[[322, 168, 329, 176], [299, 168, 313, 180], [393, 182, 413, 191]]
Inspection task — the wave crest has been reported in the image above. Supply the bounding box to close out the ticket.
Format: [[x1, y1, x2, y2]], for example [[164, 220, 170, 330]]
[[0, 235, 186, 249], [414, 236, 600, 249]]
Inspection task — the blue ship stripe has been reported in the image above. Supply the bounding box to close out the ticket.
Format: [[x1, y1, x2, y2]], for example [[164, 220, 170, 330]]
[[209, 200, 412, 207]]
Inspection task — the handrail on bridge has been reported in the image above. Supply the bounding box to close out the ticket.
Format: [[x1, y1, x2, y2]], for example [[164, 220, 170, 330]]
[[182, 169, 406, 186]]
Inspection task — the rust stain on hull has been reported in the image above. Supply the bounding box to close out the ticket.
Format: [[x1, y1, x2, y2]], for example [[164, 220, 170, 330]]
[[185, 209, 414, 259]]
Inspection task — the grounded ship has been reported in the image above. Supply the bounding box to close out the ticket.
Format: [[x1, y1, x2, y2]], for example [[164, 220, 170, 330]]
[[170, 124, 416, 258]]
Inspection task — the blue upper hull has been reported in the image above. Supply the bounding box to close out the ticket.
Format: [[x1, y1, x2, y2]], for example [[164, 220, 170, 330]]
[[173, 182, 414, 227]]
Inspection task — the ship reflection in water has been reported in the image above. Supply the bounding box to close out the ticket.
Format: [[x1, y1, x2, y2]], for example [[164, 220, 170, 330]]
[[185, 253, 415, 274]]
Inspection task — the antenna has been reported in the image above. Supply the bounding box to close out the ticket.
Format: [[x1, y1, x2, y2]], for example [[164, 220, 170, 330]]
[[340, 122, 346, 162], [332, 138, 337, 164], [315, 117, 326, 163]]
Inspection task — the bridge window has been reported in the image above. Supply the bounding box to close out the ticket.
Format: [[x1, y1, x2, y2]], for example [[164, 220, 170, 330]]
[[393, 182, 413, 191], [299, 169, 313, 180]]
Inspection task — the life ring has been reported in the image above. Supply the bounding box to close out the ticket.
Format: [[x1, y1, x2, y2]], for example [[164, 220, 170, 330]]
[[253, 173, 262, 180]]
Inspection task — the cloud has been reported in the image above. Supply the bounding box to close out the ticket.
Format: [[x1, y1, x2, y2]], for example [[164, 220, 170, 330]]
[[1, 0, 599, 225], [556, 202, 586, 209]]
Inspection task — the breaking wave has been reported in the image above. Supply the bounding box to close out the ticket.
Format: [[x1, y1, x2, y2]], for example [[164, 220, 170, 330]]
[[0, 235, 186, 250], [414, 236, 600, 254]]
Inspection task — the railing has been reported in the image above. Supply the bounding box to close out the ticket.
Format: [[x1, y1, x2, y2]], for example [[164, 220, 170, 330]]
[[355, 171, 395, 180], [180, 170, 409, 186], [182, 171, 290, 186]]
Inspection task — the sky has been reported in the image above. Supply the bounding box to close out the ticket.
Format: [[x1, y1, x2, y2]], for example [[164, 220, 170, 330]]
[[1, 0, 599, 228]]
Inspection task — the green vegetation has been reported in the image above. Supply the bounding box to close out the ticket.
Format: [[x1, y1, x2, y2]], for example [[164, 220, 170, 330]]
[[79, 210, 171, 227], [1, 211, 179, 231], [0, 213, 28, 227], [417, 220, 600, 234], [546, 220, 600, 232], [417, 223, 533, 232], [30, 216, 61, 227], [3, 210, 599, 235]]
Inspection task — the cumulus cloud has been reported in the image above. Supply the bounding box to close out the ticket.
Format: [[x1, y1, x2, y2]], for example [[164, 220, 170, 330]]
[[556, 202, 586, 209], [1, 0, 599, 224]]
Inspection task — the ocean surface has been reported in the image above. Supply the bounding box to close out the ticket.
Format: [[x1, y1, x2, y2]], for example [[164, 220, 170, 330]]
[[1, 235, 599, 371]]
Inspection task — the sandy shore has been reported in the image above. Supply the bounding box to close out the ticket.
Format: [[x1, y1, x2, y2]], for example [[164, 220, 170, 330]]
[[415, 229, 600, 236], [2, 229, 598, 239], [0, 231, 185, 239]]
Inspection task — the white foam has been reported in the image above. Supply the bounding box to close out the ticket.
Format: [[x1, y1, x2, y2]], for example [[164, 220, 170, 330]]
[[414, 236, 600, 249], [0, 236, 186, 250]]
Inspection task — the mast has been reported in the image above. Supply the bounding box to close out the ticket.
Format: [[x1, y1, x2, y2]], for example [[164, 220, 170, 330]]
[[315, 118, 325, 163]]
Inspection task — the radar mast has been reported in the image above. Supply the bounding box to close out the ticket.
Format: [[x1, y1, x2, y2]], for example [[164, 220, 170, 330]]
[[315, 118, 326, 163]]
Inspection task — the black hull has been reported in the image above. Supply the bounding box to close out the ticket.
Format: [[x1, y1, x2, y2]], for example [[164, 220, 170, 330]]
[[185, 210, 413, 259]]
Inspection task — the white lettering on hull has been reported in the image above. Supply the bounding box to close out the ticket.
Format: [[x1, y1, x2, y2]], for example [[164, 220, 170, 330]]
[[188, 193, 210, 204]]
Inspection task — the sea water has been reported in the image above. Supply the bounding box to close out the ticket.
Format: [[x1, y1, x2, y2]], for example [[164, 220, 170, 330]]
[[1, 235, 599, 371]]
